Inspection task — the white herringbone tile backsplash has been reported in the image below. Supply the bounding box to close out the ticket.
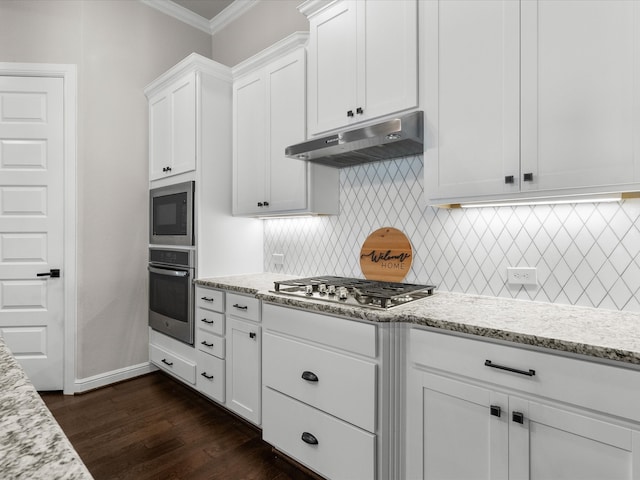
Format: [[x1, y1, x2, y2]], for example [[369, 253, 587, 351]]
[[264, 155, 640, 312]]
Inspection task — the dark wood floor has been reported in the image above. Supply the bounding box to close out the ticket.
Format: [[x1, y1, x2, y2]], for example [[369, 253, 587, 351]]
[[41, 372, 319, 480]]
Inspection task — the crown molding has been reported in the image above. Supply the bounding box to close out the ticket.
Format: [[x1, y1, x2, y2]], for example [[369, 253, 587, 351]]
[[140, 0, 212, 34], [210, 0, 260, 36], [140, 0, 259, 35], [231, 31, 309, 78]]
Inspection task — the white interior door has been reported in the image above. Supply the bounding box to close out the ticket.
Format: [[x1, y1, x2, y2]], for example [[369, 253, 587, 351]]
[[0, 75, 64, 390]]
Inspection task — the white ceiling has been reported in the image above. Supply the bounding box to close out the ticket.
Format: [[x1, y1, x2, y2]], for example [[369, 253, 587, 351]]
[[172, 0, 235, 21]]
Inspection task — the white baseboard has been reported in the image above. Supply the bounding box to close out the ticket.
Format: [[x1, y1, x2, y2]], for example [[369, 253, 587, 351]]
[[72, 362, 158, 394]]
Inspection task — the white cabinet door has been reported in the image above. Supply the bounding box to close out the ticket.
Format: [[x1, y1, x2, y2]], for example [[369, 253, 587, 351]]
[[360, 0, 418, 122], [416, 371, 508, 480], [233, 73, 266, 215], [424, 0, 521, 201], [149, 72, 196, 180], [307, 0, 418, 136], [307, 0, 358, 135], [509, 398, 639, 480], [225, 317, 261, 425], [520, 0, 640, 193], [266, 48, 308, 212]]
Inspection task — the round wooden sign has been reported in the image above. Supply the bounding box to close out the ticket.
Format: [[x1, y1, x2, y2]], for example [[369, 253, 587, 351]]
[[359, 227, 413, 282]]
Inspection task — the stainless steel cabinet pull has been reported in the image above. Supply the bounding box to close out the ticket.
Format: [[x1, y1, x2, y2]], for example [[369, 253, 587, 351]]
[[485, 359, 535, 377], [201, 296, 214, 302], [161, 358, 173, 367], [201, 318, 214, 324], [301, 432, 318, 445], [200, 372, 214, 380], [233, 304, 248, 310], [201, 341, 214, 348]]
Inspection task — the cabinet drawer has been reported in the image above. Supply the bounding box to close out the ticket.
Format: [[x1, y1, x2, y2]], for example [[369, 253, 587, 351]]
[[410, 328, 640, 423], [263, 303, 376, 358], [196, 287, 224, 312], [263, 332, 376, 432], [150, 343, 196, 384], [197, 330, 225, 359], [197, 351, 225, 403], [263, 387, 375, 480], [226, 293, 260, 322], [195, 308, 224, 336]]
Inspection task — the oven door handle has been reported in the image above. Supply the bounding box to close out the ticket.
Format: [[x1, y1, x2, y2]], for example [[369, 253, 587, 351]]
[[148, 266, 190, 278]]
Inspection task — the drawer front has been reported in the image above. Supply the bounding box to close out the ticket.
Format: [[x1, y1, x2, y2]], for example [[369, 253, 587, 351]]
[[263, 332, 376, 432], [150, 343, 196, 384], [197, 330, 225, 359], [195, 308, 224, 336], [196, 287, 224, 313], [197, 351, 225, 403], [410, 328, 640, 423], [226, 292, 260, 322], [263, 387, 375, 480], [263, 303, 377, 358]]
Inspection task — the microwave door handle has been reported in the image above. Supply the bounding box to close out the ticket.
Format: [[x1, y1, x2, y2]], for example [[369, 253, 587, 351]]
[[148, 266, 189, 278]]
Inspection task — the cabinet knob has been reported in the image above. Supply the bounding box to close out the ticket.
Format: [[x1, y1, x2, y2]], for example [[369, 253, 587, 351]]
[[490, 405, 502, 418], [512, 411, 525, 424], [504, 175, 515, 184], [356, 107, 363, 114], [162, 166, 172, 173], [257, 202, 263, 207], [249, 332, 256, 339], [523, 172, 534, 182], [263, 201, 269, 207], [347, 110, 354, 117], [301, 432, 319, 445]]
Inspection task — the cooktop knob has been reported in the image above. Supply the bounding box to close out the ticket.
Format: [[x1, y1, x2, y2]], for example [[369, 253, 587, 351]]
[[338, 287, 348, 300], [318, 283, 327, 295], [328, 285, 336, 296], [305, 285, 313, 295]]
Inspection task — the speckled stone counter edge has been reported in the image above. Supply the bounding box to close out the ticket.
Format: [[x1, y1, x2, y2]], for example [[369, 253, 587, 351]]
[[196, 275, 640, 367], [0, 337, 94, 480]]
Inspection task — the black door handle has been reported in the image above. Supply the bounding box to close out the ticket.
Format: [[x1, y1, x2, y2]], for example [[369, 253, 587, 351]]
[[37, 269, 60, 278]]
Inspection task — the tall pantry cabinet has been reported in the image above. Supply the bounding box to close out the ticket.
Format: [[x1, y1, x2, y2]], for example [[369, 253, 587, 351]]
[[423, 0, 640, 204]]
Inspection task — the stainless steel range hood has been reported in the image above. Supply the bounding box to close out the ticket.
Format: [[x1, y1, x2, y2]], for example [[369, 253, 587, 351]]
[[285, 111, 423, 168]]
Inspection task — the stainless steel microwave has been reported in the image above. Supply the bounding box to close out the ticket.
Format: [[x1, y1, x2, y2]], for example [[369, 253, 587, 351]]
[[149, 181, 194, 246]]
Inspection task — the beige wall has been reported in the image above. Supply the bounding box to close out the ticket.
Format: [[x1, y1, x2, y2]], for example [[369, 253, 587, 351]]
[[0, 0, 212, 380], [211, 0, 309, 66]]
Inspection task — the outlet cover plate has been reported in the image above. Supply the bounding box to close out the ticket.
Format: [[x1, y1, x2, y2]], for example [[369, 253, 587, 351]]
[[507, 267, 537, 286]]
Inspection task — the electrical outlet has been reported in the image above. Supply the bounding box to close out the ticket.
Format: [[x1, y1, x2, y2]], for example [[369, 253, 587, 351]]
[[272, 253, 284, 266], [507, 267, 537, 286]]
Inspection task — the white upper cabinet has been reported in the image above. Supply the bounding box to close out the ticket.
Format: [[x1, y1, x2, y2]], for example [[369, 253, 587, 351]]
[[424, 0, 640, 205], [148, 72, 197, 180], [305, 0, 418, 136], [232, 33, 339, 217], [520, 0, 640, 194]]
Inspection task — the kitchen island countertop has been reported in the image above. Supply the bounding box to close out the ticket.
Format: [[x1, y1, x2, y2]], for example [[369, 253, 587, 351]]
[[195, 274, 640, 367], [0, 336, 93, 480]]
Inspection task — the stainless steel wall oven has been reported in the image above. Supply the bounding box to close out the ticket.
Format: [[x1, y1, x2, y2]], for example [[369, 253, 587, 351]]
[[149, 181, 194, 246], [148, 247, 195, 345]]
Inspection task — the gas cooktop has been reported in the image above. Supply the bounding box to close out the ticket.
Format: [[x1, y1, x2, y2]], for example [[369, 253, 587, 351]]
[[272, 276, 436, 310]]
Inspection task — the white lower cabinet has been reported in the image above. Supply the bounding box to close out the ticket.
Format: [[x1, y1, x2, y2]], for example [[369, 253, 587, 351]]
[[149, 328, 196, 385], [262, 387, 376, 480], [196, 350, 225, 403], [407, 328, 640, 480], [262, 303, 379, 480], [225, 316, 261, 425]]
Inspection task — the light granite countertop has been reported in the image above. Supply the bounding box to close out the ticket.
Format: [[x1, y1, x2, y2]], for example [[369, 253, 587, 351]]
[[195, 273, 640, 367], [0, 337, 93, 480]]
